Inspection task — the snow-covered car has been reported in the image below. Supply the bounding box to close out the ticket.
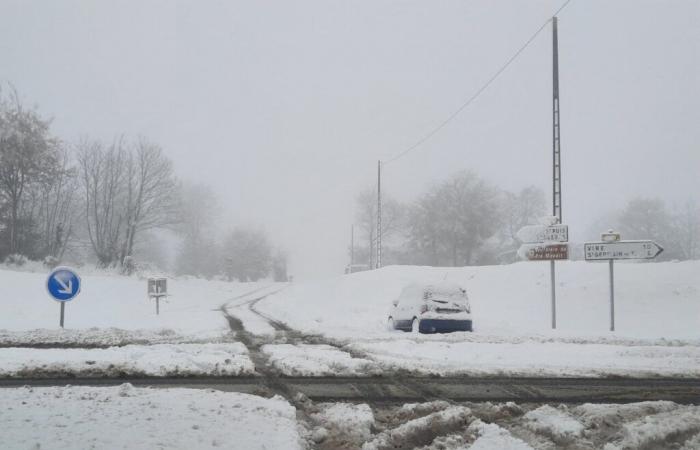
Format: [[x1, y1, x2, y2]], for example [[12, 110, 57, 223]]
[[387, 282, 473, 333]]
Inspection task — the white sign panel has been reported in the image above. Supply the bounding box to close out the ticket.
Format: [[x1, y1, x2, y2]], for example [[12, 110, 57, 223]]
[[584, 241, 663, 261], [517, 225, 569, 243]]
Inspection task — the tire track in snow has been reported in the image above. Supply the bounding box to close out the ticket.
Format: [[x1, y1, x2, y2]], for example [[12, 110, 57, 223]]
[[226, 293, 436, 402]]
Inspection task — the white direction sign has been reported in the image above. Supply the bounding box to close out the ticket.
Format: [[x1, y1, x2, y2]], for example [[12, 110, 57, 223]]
[[584, 240, 663, 261], [517, 224, 568, 243]]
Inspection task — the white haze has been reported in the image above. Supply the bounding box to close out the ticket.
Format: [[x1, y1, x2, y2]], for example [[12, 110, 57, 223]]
[[0, 0, 698, 279]]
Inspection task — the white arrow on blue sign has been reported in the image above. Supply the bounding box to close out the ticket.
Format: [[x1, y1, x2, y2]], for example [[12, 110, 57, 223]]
[[47, 267, 81, 302]]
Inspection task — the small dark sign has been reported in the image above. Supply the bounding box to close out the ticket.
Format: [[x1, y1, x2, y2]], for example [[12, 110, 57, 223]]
[[526, 244, 569, 261]]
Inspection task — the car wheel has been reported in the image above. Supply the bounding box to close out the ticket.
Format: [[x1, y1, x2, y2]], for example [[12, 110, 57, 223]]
[[386, 317, 395, 331], [411, 317, 420, 334]]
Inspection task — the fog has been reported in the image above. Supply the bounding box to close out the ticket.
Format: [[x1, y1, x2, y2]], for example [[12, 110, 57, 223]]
[[1, 0, 698, 279]]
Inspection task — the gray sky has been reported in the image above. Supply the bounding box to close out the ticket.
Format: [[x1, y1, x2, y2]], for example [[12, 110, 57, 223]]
[[1, 0, 698, 279]]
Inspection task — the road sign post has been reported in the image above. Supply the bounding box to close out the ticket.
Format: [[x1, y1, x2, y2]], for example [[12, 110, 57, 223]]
[[517, 222, 569, 329], [609, 259, 615, 331], [584, 232, 663, 331], [148, 277, 168, 315], [46, 267, 82, 328]]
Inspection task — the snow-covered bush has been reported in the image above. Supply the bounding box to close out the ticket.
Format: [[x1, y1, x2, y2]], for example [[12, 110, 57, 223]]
[[43, 255, 59, 269], [4, 254, 28, 267]]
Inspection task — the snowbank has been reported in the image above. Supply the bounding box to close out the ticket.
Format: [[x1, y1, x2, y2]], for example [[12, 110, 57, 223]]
[[0, 343, 254, 377], [262, 344, 379, 376], [467, 421, 535, 450], [0, 385, 301, 450], [347, 339, 700, 378]]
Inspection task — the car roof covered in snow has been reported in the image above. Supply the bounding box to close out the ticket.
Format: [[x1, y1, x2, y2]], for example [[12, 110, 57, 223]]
[[401, 281, 467, 295]]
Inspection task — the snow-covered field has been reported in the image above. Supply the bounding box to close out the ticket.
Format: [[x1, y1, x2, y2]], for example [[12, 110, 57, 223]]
[[0, 385, 301, 450], [257, 261, 700, 339], [254, 261, 700, 377]]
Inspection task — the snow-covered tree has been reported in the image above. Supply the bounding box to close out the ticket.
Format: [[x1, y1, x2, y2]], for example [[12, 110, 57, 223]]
[[407, 171, 503, 266], [0, 87, 64, 259]]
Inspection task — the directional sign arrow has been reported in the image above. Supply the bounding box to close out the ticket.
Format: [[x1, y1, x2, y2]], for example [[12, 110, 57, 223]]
[[55, 277, 73, 294], [584, 240, 663, 261]]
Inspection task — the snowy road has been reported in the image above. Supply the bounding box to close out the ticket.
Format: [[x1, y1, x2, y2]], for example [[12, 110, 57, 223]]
[[1, 376, 700, 404]]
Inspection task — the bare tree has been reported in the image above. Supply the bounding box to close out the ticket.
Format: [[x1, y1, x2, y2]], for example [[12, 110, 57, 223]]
[[36, 147, 78, 260], [77, 136, 178, 267], [119, 138, 178, 265], [77, 138, 127, 266]]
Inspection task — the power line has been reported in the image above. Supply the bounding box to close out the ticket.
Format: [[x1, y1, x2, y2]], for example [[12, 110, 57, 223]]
[[383, 0, 574, 165]]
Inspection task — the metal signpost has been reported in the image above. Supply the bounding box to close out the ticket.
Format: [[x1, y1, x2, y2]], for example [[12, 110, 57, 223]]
[[46, 267, 82, 328], [517, 222, 569, 328], [584, 231, 663, 331], [147, 277, 168, 315]]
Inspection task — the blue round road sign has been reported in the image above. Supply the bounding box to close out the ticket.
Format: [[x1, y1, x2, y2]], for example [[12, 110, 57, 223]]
[[47, 267, 81, 302]]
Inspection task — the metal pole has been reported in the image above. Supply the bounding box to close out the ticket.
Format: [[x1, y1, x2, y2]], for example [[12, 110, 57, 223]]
[[549, 16, 562, 330], [156, 297, 160, 315], [376, 160, 382, 269], [609, 259, 615, 331], [550, 261, 556, 329], [60, 302, 65, 328], [552, 16, 562, 223]]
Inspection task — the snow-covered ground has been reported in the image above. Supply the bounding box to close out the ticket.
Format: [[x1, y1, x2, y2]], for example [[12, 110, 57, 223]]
[[0, 265, 278, 342], [2, 261, 699, 379], [0, 385, 301, 450], [347, 339, 700, 377], [3, 385, 698, 450], [307, 400, 700, 450], [254, 261, 700, 377], [262, 344, 379, 376], [0, 343, 253, 377]]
